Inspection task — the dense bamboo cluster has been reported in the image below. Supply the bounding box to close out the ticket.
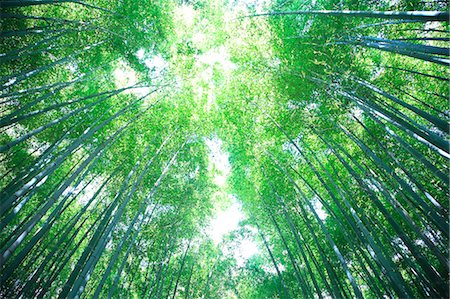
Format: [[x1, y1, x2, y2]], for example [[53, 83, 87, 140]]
[[0, 0, 448, 298]]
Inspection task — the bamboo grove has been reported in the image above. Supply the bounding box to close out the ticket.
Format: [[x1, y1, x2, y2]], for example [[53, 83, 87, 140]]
[[0, 0, 448, 298]]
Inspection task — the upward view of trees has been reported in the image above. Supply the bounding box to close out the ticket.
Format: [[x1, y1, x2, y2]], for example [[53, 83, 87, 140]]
[[0, 0, 448, 298]]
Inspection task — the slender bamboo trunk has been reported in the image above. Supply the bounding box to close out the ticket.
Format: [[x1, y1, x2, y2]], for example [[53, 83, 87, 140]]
[[57, 143, 153, 298], [0, 31, 69, 64], [17, 166, 119, 297], [184, 256, 196, 299], [246, 10, 449, 22], [263, 109, 413, 297], [0, 109, 143, 272], [1, 89, 160, 216], [0, 40, 106, 91], [92, 130, 175, 297], [67, 139, 186, 298], [172, 241, 191, 299], [255, 221, 291, 299], [313, 128, 444, 296], [371, 64, 448, 82], [0, 83, 142, 129], [350, 36, 449, 57], [267, 149, 403, 298], [257, 188, 312, 298], [261, 173, 326, 298], [0, 115, 89, 214], [347, 38, 449, 65], [350, 75, 449, 133]]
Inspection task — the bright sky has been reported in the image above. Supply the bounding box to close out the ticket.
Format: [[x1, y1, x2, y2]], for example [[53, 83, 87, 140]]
[[122, 2, 267, 268], [204, 137, 231, 186], [208, 197, 242, 243], [113, 48, 171, 100], [137, 49, 168, 79], [204, 137, 260, 264], [174, 4, 196, 28], [232, 0, 271, 13], [208, 197, 259, 266], [113, 60, 150, 98], [311, 196, 328, 221], [195, 47, 236, 73]]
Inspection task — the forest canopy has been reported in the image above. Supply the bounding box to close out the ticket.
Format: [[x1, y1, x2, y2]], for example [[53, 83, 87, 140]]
[[0, 0, 448, 298]]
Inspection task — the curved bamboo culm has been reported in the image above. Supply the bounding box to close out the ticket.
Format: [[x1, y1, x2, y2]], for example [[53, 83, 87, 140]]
[[246, 10, 450, 21], [0, 0, 448, 298]]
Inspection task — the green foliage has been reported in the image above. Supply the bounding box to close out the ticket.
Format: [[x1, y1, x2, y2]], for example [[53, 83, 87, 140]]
[[0, 0, 448, 298]]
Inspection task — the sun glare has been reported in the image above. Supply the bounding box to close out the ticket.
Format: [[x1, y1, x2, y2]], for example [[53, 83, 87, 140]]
[[204, 137, 260, 263], [208, 198, 243, 244], [205, 136, 231, 187], [207, 197, 260, 265], [113, 60, 151, 97]]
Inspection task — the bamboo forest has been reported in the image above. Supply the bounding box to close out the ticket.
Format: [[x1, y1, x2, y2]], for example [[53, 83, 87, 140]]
[[0, 0, 448, 298]]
